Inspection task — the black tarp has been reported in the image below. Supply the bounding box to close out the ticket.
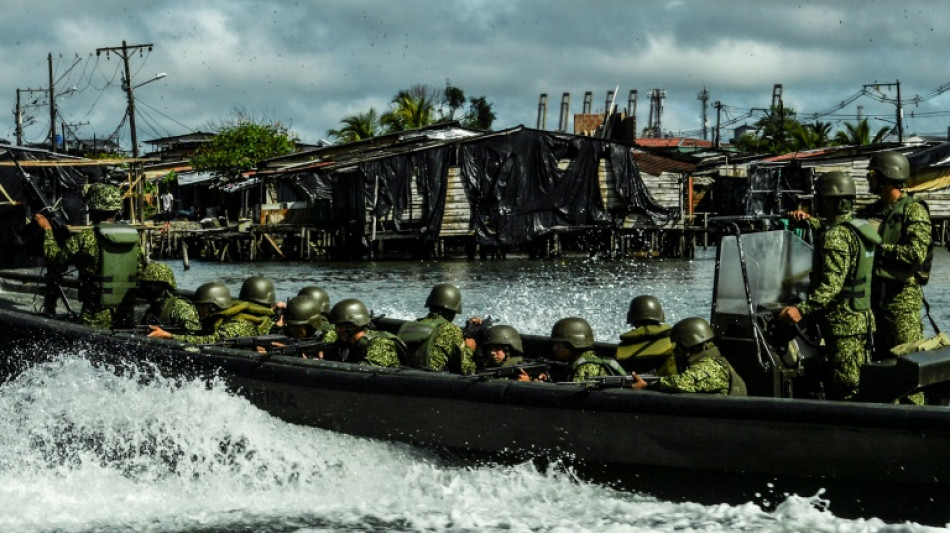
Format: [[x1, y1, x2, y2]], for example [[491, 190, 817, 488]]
[[744, 165, 799, 215], [607, 143, 677, 225], [907, 143, 950, 168]]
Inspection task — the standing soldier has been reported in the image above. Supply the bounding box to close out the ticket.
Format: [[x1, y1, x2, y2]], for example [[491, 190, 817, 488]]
[[859, 151, 932, 356], [616, 295, 677, 376], [137, 262, 201, 332], [550, 317, 625, 382], [780, 171, 881, 400], [398, 283, 476, 374], [35, 183, 143, 329]]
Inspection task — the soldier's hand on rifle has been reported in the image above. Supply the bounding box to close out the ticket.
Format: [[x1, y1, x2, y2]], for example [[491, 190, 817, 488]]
[[516, 368, 531, 382], [787, 210, 811, 222], [147, 325, 173, 339], [34, 213, 52, 231], [630, 372, 650, 390], [779, 306, 802, 324]]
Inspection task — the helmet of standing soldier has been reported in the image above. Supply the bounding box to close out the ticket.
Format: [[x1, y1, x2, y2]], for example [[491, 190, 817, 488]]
[[867, 151, 911, 183], [297, 286, 331, 315], [284, 295, 324, 329], [239, 276, 276, 307], [84, 183, 123, 212], [482, 325, 524, 355], [139, 262, 177, 291], [329, 298, 371, 327], [550, 317, 595, 350], [425, 283, 462, 314], [626, 295, 665, 326], [816, 171, 856, 198], [192, 282, 233, 311], [671, 317, 715, 349]]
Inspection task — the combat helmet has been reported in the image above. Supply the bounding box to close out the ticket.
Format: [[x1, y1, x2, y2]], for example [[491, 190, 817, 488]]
[[297, 286, 331, 315], [816, 171, 856, 198], [329, 298, 371, 327], [867, 151, 911, 182], [239, 276, 276, 307], [85, 183, 123, 212], [482, 325, 524, 355], [425, 283, 462, 314], [671, 317, 715, 349], [284, 295, 324, 329], [138, 262, 177, 291], [550, 317, 595, 350], [192, 282, 233, 311], [626, 295, 665, 326]]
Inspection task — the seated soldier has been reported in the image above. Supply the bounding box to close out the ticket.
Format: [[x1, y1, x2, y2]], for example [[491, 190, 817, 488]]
[[137, 262, 201, 332], [616, 295, 676, 376], [550, 317, 626, 382], [296, 286, 334, 339], [476, 324, 540, 381], [327, 298, 405, 367], [148, 282, 258, 343], [631, 317, 747, 396], [271, 295, 335, 359], [238, 276, 284, 334], [398, 283, 476, 374]]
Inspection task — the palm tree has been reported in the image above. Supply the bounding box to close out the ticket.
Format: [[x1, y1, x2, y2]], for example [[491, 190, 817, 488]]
[[789, 120, 835, 151], [381, 93, 434, 133], [327, 108, 381, 143], [833, 119, 895, 146]]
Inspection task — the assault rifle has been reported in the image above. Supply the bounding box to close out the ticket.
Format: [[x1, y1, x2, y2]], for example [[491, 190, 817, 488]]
[[462, 315, 494, 345], [8, 150, 72, 248], [576, 372, 660, 390], [470, 361, 550, 381], [206, 334, 329, 358], [112, 324, 195, 336]]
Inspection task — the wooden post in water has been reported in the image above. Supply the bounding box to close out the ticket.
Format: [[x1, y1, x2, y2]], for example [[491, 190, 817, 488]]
[[181, 240, 190, 270]]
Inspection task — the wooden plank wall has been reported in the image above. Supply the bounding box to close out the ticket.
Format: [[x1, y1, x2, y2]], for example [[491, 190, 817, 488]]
[[600, 158, 683, 229]]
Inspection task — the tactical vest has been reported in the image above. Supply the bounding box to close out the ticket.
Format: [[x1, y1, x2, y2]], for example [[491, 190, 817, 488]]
[[355, 329, 409, 366], [616, 324, 675, 360], [572, 352, 626, 376], [141, 293, 179, 326], [398, 315, 447, 368], [94, 223, 140, 308], [812, 218, 880, 312], [689, 346, 748, 396], [875, 195, 933, 285]]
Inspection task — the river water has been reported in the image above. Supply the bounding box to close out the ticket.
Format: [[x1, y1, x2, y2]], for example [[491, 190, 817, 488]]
[[2, 246, 949, 532]]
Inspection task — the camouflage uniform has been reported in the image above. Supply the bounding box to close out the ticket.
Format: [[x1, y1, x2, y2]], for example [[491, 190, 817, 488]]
[[411, 313, 476, 374], [329, 329, 402, 368], [43, 228, 143, 329], [797, 214, 875, 400], [170, 308, 260, 344], [569, 350, 624, 382], [650, 345, 745, 395], [860, 197, 931, 351], [138, 262, 200, 332]]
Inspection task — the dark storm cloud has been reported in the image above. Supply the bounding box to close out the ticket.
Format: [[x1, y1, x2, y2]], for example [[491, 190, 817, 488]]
[[3, 0, 950, 150]]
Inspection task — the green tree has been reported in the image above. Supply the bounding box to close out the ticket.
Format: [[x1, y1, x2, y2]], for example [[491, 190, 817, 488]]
[[789, 120, 834, 151], [327, 108, 381, 143], [833, 119, 894, 146], [191, 113, 297, 180], [462, 96, 495, 131], [734, 105, 802, 155], [441, 82, 466, 121], [381, 92, 435, 132]]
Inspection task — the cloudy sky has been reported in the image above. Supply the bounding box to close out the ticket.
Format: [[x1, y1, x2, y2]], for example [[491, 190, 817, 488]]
[[3, 0, 950, 152]]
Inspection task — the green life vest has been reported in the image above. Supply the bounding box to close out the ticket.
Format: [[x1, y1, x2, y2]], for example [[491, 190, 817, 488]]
[[357, 329, 409, 366], [572, 352, 626, 376], [94, 223, 140, 308], [814, 218, 880, 312], [616, 324, 675, 360], [875, 195, 933, 285], [398, 315, 447, 368]]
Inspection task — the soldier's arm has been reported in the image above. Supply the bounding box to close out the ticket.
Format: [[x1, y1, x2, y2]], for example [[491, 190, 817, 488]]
[[572, 362, 610, 382], [170, 299, 202, 332], [42, 229, 76, 270], [797, 227, 851, 316], [362, 338, 401, 367], [880, 202, 931, 268], [651, 359, 729, 393]]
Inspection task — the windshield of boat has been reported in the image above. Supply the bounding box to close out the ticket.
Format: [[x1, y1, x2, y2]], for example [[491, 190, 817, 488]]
[[714, 230, 812, 315]]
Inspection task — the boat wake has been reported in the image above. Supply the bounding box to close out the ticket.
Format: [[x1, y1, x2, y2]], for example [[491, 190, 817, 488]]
[[0, 351, 933, 532]]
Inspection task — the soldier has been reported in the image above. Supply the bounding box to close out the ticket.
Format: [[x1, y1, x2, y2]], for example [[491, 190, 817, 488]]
[[632, 317, 746, 395], [476, 324, 538, 381], [148, 282, 259, 343], [327, 298, 404, 367], [296, 286, 334, 338], [35, 182, 143, 329], [859, 151, 932, 356], [550, 317, 625, 382], [137, 262, 200, 332], [398, 283, 476, 374], [238, 276, 283, 334], [273, 295, 335, 359], [615, 295, 677, 376], [781, 171, 881, 400]]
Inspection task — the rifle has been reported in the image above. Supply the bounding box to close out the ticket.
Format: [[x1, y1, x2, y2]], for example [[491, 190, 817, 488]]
[[112, 324, 195, 336], [575, 372, 660, 390], [8, 150, 72, 248], [205, 334, 291, 350], [470, 361, 550, 381], [463, 315, 494, 345], [263, 338, 331, 358]]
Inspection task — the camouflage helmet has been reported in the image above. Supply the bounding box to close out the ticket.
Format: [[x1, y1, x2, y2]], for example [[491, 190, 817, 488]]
[[297, 286, 331, 315], [284, 295, 323, 329], [816, 171, 856, 198], [329, 298, 371, 327], [192, 282, 233, 311], [138, 262, 177, 291], [85, 183, 123, 212], [867, 151, 911, 182], [627, 295, 665, 326], [425, 283, 462, 314], [551, 317, 595, 350], [483, 324, 524, 355], [671, 317, 715, 349], [239, 276, 276, 307]]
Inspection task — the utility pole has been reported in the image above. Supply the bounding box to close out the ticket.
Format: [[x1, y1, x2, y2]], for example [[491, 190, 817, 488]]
[[863, 80, 903, 143], [96, 40, 153, 157], [697, 87, 709, 141], [714, 101, 722, 149], [48, 53, 56, 153], [771, 84, 784, 148], [15, 87, 49, 146]]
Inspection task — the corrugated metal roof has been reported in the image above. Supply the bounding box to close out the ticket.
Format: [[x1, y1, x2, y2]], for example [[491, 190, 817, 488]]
[[633, 150, 696, 175]]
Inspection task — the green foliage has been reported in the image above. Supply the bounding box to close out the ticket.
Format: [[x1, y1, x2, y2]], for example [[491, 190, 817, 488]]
[[327, 108, 381, 143], [832, 119, 894, 146], [462, 96, 495, 131], [381, 92, 435, 132], [735, 105, 803, 155], [191, 115, 297, 179], [789, 121, 834, 151]]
